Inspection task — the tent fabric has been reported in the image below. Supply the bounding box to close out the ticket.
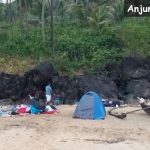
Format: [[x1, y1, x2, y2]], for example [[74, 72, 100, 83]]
[[73, 91, 106, 120]]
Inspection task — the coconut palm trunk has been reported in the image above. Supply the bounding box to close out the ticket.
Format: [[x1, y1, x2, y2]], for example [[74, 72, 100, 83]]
[[19, 0, 23, 33], [41, 0, 45, 42], [48, 0, 54, 52], [24, 0, 28, 31], [61, 1, 64, 25], [6, 0, 13, 36], [51, 0, 54, 52], [9, 0, 12, 21]]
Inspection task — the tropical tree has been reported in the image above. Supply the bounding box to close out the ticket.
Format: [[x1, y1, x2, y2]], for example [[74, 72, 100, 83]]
[[55, 0, 65, 24], [87, 5, 109, 27], [106, 0, 124, 23], [0, 2, 5, 21], [66, 0, 108, 25]]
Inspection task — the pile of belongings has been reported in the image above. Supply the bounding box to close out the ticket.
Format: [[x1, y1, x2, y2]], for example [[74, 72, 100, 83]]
[[0, 95, 58, 117], [0, 105, 16, 117], [102, 99, 122, 107], [0, 104, 57, 117]]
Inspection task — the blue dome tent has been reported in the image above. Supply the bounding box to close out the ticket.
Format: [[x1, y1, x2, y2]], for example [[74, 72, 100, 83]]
[[73, 92, 106, 120]]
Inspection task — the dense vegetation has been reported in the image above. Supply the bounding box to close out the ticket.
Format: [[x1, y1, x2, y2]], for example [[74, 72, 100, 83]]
[[0, 0, 150, 74]]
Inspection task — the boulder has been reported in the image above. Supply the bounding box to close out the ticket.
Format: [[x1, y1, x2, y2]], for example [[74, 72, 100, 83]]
[[52, 74, 119, 104], [0, 57, 150, 105], [0, 98, 15, 106], [53, 76, 78, 104], [104, 56, 150, 103], [123, 94, 139, 104], [125, 79, 150, 99], [119, 56, 150, 81], [33, 61, 59, 77], [75, 74, 119, 100], [22, 61, 58, 97], [0, 73, 24, 100]]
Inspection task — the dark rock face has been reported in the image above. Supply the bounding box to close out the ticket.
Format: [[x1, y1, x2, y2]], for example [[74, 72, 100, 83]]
[[52, 74, 119, 104], [22, 61, 59, 97], [0, 61, 58, 103], [75, 74, 119, 99], [123, 94, 139, 104], [125, 79, 150, 98], [52, 76, 78, 104], [33, 61, 59, 77], [0, 73, 24, 100], [0, 57, 150, 104], [119, 56, 149, 81], [106, 56, 150, 103], [98, 76, 119, 99]]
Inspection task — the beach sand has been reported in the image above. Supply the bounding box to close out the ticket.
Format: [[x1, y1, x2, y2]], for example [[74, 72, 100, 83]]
[[0, 105, 150, 150]]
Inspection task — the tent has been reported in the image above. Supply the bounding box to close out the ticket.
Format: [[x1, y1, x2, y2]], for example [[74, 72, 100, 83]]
[[73, 91, 106, 120]]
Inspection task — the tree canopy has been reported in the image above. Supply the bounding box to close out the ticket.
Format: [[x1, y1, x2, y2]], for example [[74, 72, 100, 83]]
[[0, 0, 150, 74]]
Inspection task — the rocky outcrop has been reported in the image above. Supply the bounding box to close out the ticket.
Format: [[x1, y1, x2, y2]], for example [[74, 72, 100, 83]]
[[22, 61, 59, 97], [52, 74, 119, 104], [0, 56, 150, 104], [0, 73, 24, 100], [75, 74, 119, 99], [105, 56, 150, 103]]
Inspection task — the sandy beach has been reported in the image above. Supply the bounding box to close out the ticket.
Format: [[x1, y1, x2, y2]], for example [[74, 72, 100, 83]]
[[0, 105, 150, 150]]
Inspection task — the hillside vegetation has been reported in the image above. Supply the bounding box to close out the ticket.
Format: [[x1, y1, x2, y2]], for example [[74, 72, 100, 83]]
[[0, 0, 150, 75]]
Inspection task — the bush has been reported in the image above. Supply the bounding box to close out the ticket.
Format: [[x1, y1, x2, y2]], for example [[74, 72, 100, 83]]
[[55, 26, 120, 61], [117, 18, 150, 57], [2, 20, 150, 75], [0, 26, 50, 59], [0, 24, 123, 74]]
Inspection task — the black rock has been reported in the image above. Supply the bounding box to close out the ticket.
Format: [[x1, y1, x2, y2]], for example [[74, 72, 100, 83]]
[[53, 76, 78, 104], [0, 73, 24, 100], [0, 57, 150, 105], [119, 56, 150, 81], [125, 79, 150, 99], [75, 74, 119, 100], [123, 94, 139, 104], [22, 61, 58, 97]]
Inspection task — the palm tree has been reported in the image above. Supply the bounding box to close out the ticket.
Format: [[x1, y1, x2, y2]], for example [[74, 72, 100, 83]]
[[87, 5, 109, 27], [67, 1, 84, 22], [0, 1, 5, 21], [41, 0, 47, 42], [82, 0, 124, 27], [9, 0, 13, 34], [4, 0, 13, 35], [66, 0, 108, 25], [16, 0, 33, 32], [18, 0, 23, 32], [24, 0, 28, 31], [55, 0, 65, 24], [49, 0, 54, 52], [106, 0, 124, 23]]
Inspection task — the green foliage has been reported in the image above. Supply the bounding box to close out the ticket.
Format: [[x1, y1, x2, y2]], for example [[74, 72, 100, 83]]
[[106, 0, 124, 23], [0, 24, 122, 74], [117, 18, 150, 57], [0, 0, 150, 75], [55, 25, 120, 61], [91, 48, 121, 64], [0, 3, 5, 21], [0, 26, 50, 58]]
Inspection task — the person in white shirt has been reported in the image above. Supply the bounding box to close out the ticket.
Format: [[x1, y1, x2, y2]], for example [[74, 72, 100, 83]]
[[45, 80, 53, 105]]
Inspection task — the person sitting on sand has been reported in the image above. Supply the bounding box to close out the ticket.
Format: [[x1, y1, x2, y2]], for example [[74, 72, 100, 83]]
[[29, 93, 45, 114]]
